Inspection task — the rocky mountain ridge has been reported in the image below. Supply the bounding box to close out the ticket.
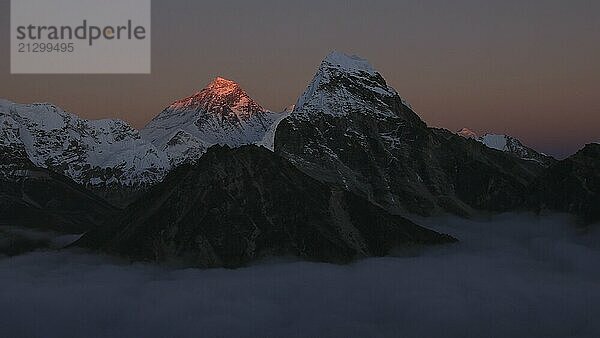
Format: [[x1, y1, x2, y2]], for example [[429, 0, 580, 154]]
[[0, 79, 287, 205], [457, 128, 555, 165], [275, 52, 548, 217], [2, 51, 598, 268], [76, 145, 456, 268], [0, 99, 170, 191], [527, 143, 600, 223]]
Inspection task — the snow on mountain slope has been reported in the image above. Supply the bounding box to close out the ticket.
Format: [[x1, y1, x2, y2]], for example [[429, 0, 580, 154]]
[[258, 105, 294, 151], [293, 51, 416, 121], [480, 133, 554, 164], [456, 128, 554, 165], [275, 51, 546, 216], [1, 77, 286, 187], [0, 100, 170, 187], [480, 134, 509, 151], [0, 106, 33, 180], [141, 77, 284, 164]]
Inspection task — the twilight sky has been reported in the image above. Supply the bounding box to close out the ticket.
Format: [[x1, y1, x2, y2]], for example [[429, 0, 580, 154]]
[[0, 0, 598, 158]]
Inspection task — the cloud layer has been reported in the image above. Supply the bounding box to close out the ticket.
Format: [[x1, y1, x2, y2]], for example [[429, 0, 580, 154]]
[[1, 213, 599, 338]]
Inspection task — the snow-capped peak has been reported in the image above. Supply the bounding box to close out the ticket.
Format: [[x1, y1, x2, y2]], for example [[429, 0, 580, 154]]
[[0, 99, 170, 187], [293, 51, 420, 125], [479, 134, 510, 151], [457, 129, 516, 152], [322, 51, 377, 75], [457, 129, 554, 164], [199, 76, 245, 100], [167, 77, 265, 119], [141, 78, 285, 165], [208, 76, 239, 93]]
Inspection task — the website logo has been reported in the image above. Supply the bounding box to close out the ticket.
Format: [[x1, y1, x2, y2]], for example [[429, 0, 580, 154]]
[[11, 0, 151, 74]]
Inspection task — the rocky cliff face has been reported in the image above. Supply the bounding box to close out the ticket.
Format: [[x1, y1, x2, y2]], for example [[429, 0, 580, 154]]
[[141, 77, 285, 166], [527, 143, 600, 224], [0, 132, 34, 181], [76, 145, 455, 268], [275, 52, 544, 216]]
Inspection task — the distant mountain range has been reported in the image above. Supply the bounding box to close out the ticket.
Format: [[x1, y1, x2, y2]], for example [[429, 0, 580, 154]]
[[0, 99, 169, 205], [1, 51, 598, 267], [0, 78, 287, 205], [456, 128, 555, 165]]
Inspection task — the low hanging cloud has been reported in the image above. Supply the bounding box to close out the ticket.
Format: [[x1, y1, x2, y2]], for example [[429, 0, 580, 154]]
[[0, 213, 599, 338]]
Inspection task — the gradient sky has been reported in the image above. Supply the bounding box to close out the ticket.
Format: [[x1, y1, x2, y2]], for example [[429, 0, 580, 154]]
[[1, 0, 599, 158]]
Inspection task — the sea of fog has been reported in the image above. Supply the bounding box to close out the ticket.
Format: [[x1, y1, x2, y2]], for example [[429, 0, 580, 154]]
[[1, 213, 599, 338]]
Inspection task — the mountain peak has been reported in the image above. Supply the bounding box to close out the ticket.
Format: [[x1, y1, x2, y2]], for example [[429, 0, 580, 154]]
[[0, 100, 170, 190], [205, 76, 241, 95], [456, 131, 555, 165], [322, 51, 377, 75], [142, 77, 281, 164], [294, 51, 417, 120], [168, 77, 265, 117], [213, 76, 235, 84]]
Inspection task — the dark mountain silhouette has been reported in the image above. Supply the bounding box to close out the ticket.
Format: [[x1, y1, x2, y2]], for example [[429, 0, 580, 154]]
[[0, 145, 117, 233], [528, 143, 600, 224], [76, 145, 455, 268]]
